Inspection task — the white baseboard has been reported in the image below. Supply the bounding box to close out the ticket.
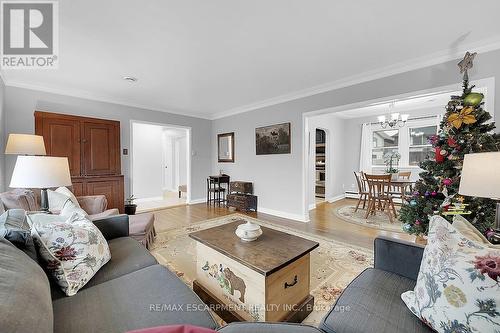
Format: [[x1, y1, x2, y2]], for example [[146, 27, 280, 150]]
[[258, 207, 310, 223], [188, 198, 207, 205], [327, 194, 345, 203], [135, 196, 163, 203], [308, 203, 316, 211]]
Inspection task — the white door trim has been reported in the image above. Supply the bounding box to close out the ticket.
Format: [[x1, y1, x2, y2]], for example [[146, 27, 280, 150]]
[[130, 120, 192, 204]]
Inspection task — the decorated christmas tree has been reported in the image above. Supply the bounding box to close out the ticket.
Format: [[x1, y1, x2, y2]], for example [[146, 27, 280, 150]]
[[399, 52, 500, 237]]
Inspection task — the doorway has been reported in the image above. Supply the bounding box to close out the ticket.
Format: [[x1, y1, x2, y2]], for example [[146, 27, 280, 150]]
[[315, 129, 326, 204], [301, 77, 494, 220], [131, 121, 190, 212]]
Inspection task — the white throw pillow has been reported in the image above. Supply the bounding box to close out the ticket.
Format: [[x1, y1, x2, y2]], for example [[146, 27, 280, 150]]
[[401, 215, 500, 332], [30, 212, 111, 296], [47, 189, 71, 212], [55, 187, 81, 208], [60, 200, 89, 219], [452, 215, 500, 249]]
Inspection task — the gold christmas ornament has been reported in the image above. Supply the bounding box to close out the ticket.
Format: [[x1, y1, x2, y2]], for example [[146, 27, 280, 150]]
[[447, 107, 477, 129]]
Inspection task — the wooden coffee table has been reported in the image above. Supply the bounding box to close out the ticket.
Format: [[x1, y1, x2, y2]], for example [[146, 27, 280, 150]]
[[189, 220, 319, 323]]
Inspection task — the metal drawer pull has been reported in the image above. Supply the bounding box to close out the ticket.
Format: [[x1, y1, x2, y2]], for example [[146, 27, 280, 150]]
[[284, 275, 298, 289]]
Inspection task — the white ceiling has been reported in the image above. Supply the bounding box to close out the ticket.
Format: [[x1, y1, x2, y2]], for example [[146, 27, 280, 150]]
[[2, 0, 500, 119]]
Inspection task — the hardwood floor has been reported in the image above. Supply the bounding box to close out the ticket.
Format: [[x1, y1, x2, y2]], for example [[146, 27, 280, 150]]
[[152, 198, 415, 250]]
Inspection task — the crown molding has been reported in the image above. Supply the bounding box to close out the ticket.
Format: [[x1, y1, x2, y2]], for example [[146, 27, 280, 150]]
[[211, 37, 500, 120], [3, 36, 500, 121], [0, 78, 213, 120]]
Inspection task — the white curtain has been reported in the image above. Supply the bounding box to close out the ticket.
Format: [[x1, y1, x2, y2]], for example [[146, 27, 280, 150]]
[[359, 123, 372, 173], [436, 114, 443, 127]]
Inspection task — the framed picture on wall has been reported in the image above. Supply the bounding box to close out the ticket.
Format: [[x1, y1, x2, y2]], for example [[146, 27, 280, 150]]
[[255, 122, 291, 155]]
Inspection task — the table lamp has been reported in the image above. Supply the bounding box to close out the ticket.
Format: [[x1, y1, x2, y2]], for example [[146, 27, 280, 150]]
[[10, 156, 72, 212], [459, 152, 500, 228], [5, 134, 46, 155]]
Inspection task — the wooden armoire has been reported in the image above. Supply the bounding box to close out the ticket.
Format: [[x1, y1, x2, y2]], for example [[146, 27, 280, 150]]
[[35, 111, 124, 213]]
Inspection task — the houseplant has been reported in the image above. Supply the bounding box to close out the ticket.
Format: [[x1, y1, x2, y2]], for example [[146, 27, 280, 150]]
[[124, 195, 137, 215], [384, 152, 401, 180]]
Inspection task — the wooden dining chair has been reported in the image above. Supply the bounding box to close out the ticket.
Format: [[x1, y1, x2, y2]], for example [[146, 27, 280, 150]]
[[353, 171, 369, 212], [206, 177, 227, 206], [364, 174, 397, 223], [399, 171, 411, 179], [391, 171, 412, 201]]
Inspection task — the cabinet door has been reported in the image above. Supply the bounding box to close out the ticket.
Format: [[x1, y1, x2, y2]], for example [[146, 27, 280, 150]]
[[85, 177, 124, 213], [70, 181, 84, 197], [37, 117, 81, 177], [82, 122, 120, 176]]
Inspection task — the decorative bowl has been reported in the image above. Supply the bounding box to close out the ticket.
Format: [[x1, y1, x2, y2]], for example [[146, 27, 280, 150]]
[[235, 221, 263, 242]]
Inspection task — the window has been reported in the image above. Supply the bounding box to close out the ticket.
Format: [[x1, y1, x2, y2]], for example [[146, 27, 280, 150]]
[[409, 126, 436, 165], [368, 117, 438, 168], [372, 130, 399, 166]]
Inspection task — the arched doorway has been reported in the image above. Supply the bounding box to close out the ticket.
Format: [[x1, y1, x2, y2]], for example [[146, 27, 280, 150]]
[[315, 128, 326, 203]]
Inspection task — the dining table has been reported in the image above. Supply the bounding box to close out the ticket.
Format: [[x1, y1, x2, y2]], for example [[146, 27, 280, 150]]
[[390, 178, 416, 201]]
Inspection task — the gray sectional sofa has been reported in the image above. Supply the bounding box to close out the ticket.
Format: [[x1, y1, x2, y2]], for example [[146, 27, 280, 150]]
[[1, 211, 430, 333], [1, 214, 217, 333]]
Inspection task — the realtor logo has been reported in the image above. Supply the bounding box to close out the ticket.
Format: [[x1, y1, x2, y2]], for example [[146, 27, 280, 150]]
[[1, 1, 58, 69]]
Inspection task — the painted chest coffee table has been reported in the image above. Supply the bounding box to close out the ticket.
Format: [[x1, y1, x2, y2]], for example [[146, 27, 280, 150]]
[[189, 220, 319, 323]]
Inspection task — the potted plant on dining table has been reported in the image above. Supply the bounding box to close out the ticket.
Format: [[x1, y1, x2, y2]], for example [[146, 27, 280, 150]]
[[384, 152, 401, 181]]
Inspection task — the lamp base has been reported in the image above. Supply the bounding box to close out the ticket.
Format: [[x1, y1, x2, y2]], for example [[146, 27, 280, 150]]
[[40, 188, 49, 213]]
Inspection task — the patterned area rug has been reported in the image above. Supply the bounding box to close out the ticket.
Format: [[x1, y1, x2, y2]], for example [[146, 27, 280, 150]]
[[334, 204, 404, 233], [150, 213, 373, 326]]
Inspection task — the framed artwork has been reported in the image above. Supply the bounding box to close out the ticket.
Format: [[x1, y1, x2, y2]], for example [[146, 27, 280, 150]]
[[255, 122, 291, 155], [217, 132, 235, 162]]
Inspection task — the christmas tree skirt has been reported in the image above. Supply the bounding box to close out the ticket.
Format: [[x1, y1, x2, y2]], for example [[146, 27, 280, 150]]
[[334, 205, 404, 233]]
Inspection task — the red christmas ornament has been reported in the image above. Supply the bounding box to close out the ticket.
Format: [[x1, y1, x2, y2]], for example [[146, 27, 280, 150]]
[[435, 147, 445, 163], [447, 137, 458, 148]]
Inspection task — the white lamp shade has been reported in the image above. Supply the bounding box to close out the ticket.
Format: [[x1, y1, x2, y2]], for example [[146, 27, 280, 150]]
[[459, 152, 500, 199], [10, 156, 72, 189], [5, 134, 46, 155]]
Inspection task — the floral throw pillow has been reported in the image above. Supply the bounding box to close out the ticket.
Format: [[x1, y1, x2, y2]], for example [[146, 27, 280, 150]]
[[30, 212, 111, 296], [401, 215, 500, 332]]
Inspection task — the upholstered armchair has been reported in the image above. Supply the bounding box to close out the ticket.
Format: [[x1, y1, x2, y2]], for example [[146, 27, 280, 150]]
[[76, 195, 119, 221]]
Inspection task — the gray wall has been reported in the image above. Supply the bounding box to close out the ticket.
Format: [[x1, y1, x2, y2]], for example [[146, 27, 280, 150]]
[[3, 86, 212, 201], [213, 48, 500, 220], [212, 108, 303, 219], [0, 77, 5, 191]]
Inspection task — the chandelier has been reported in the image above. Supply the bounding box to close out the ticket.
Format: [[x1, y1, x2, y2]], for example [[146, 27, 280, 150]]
[[378, 113, 409, 128], [377, 102, 409, 128]]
